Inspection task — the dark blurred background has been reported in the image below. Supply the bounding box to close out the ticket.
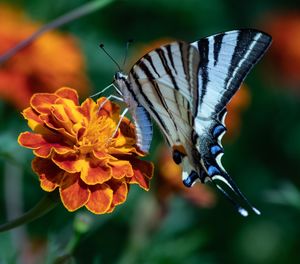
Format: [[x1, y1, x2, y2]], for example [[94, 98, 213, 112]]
[[0, 0, 300, 263]]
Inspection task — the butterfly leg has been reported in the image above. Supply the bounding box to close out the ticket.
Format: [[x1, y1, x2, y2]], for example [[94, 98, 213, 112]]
[[98, 94, 124, 111], [108, 107, 129, 141], [90, 83, 114, 98], [91, 83, 123, 98]]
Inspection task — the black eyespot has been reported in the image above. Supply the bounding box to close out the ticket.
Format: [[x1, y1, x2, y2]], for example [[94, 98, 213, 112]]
[[172, 150, 183, 164]]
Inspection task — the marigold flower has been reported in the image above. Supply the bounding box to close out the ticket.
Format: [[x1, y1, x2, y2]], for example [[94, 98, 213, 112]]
[[156, 146, 216, 208], [18, 87, 153, 214], [0, 4, 89, 109]]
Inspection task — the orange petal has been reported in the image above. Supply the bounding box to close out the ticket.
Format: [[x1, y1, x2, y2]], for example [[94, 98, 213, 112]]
[[105, 181, 128, 213], [53, 97, 83, 124], [60, 173, 90, 212], [85, 184, 113, 214], [50, 104, 75, 134], [93, 151, 114, 161], [79, 98, 97, 122], [55, 87, 79, 105], [18, 132, 72, 158], [110, 180, 128, 206], [30, 93, 58, 114], [108, 146, 140, 155], [127, 158, 154, 190], [32, 158, 64, 191], [96, 98, 120, 119], [80, 158, 112, 184], [52, 153, 81, 173], [21, 107, 45, 132], [40, 114, 76, 140], [109, 160, 134, 179]]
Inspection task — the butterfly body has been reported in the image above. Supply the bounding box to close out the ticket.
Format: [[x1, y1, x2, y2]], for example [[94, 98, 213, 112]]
[[114, 72, 153, 153], [113, 29, 272, 216]]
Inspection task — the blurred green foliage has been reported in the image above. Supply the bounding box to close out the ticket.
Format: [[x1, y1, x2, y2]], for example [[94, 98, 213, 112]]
[[1, 0, 300, 263]]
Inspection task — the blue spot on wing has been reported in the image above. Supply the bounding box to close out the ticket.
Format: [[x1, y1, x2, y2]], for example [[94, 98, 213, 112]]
[[208, 165, 220, 176], [210, 145, 223, 156], [183, 170, 199, 187], [212, 125, 226, 138]]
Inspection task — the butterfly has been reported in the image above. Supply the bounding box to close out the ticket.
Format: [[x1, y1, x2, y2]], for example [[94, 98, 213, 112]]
[[102, 29, 272, 216]]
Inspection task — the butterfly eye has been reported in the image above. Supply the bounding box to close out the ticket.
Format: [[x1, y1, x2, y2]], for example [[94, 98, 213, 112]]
[[114, 72, 121, 80]]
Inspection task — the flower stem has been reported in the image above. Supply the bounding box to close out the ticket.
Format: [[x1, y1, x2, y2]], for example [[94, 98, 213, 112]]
[[0, 191, 60, 232], [0, 0, 115, 64]]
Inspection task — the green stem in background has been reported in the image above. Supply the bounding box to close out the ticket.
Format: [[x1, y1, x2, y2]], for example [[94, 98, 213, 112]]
[[0, 191, 60, 232], [4, 160, 27, 263], [118, 194, 164, 264], [0, 0, 115, 64]]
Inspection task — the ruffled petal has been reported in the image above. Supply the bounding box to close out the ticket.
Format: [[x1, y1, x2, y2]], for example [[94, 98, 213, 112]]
[[18, 132, 72, 158], [80, 158, 112, 185], [60, 173, 90, 211], [79, 98, 96, 123], [40, 114, 76, 140], [110, 180, 128, 206], [109, 160, 133, 179], [85, 184, 113, 214], [32, 158, 64, 191], [55, 87, 79, 105], [127, 158, 154, 190], [52, 153, 81, 173], [105, 180, 128, 213], [22, 107, 46, 132], [30, 93, 58, 114]]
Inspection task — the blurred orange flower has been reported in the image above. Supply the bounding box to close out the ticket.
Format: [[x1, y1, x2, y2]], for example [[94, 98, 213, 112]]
[[0, 4, 89, 109], [156, 146, 216, 208], [264, 12, 300, 89], [225, 84, 251, 140], [18, 87, 153, 214]]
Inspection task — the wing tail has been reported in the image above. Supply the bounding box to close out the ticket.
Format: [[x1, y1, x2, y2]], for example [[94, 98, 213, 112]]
[[209, 168, 261, 216], [196, 108, 260, 215]]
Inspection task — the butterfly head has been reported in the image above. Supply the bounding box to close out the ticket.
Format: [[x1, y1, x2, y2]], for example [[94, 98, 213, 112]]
[[114, 71, 128, 81], [113, 71, 129, 94]]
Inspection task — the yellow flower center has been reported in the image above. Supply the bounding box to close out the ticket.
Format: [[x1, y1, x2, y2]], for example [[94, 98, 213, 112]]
[[77, 114, 117, 155]]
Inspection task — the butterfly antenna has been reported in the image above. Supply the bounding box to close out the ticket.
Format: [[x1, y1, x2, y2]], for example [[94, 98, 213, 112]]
[[123, 39, 133, 67], [99, 43, 122, 72]]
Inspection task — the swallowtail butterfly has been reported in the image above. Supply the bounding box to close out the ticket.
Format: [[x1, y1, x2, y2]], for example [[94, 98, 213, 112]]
[[104, 29, 271, 216]]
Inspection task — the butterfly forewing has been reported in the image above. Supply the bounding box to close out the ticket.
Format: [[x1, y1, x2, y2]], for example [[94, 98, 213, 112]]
[[192, 29, 272, 119]]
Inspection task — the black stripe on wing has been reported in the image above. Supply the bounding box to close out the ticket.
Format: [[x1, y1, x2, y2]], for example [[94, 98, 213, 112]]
[[193, 29, 272, 116], [130, 71, 172, 145], [219, 30, 271, 112], [197, 38, 209, 108], [213, 33, 225, 66]]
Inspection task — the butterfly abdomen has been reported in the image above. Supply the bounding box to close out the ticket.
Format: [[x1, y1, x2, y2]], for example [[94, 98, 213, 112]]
[[114, 73, 153, 153], [133, 106, 153, 153]]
